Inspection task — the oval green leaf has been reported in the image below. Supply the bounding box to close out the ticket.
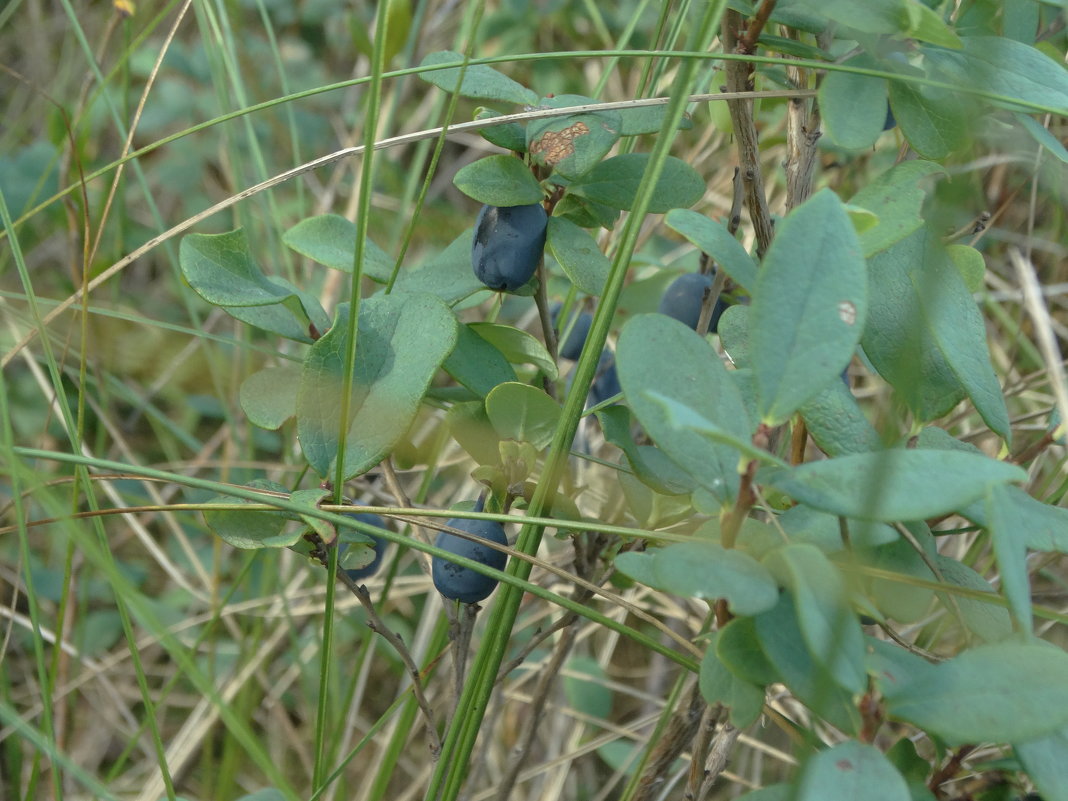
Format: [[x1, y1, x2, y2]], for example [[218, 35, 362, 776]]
[[418, 50, 537, 105], [546, 216, 610, 296], [750, 189, 868, 424], [297, 294, 458, 479], [569, 154, 704, 213], [797, 741, 910, 801], [453, 154, 544, 207], [485, 382, 562, 451], [616, 314, 752, 507], [664, 208, 759, 291], [759, 449, 1025, 522]]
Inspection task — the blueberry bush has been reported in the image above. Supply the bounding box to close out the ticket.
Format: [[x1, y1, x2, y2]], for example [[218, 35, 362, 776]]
[[2, 2, 1068, 801]]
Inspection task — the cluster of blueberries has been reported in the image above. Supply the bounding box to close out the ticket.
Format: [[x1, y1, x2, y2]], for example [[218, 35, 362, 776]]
[[336, 202, 735, 606], [474, 201, 732, 406]]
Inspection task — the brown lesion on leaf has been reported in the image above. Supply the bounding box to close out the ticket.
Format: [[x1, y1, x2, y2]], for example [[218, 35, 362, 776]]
[[529, 121, 590, 165]]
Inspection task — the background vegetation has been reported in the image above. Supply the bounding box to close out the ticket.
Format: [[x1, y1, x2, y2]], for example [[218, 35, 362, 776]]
[[1, 1, 1067, 800]]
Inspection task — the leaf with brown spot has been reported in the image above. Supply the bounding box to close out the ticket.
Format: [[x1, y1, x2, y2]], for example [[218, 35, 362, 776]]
[[525, 94, 621, 180]]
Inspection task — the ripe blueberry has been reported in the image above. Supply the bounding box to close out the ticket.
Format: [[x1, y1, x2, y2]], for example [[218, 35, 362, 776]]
[[472, 203, 548, 292], [589, 350, 622, 406], [551, 303, 593, 361], [339, 512, 387, 581], [658, 272, 728, 334], [432, 516, 508, 604]]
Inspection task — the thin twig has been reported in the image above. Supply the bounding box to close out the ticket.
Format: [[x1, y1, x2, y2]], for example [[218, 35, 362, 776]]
[[336, 571, 442, 757], [696, 269, 728, 337]]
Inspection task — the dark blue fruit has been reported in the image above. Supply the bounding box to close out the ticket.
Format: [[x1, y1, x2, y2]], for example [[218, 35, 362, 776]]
[[472, 203, 548, 291], [432, 516, 508, 604], [589, 350, 622, 406], [658, 272, 728, 334], [551, 303, 593, 361], [339, 513, 386, 581], [883, 104, 896, 131]]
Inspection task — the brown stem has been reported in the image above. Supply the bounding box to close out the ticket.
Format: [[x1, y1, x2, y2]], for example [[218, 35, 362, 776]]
[[720, 458, 758, 550], [632, 683, 707, 801], [534, 260, 559, 401], [782, 28, 825, 211], [690, 716, 742, 801], [721, 10, 776, 257], [727, 166, 745, 236], [739, 0, 779, 53], [789, 419, 809, 465], [928, 745, 976, 798], [696, 269, 729, 336]]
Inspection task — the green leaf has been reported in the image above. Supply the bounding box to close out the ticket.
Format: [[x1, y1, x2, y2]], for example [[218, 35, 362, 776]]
[[240, 365, 302, 430], [203, 480, 293, 549], [485, 382, 562, 451], [750, 189, 868, 424], [568, 154, 704, 213], [932, 554, 1013, 643], [527, 95, 622, 180], [717, 305, 750, 366], [940, 37, 1068, 114], [617, 103, 694, 136], [820, 66, 889, 150], [759, 449, 1025, 522], [860, 226, 1011, 431], [797, 741, 910, 801], [393, 229, 489, 306], [799, 379, 883, 457], [888, 80, 970, 160], [700, 634, 766, 728], [1015, 725, 1068, 801], [664, 209, 759, 291], [763, 544, 867, 693], [787, 0, 906, 34], [615, 542, 779, 616], [180, 229, 331, 341], [1015, 112, 1068, 164], [442, 323, 517, 397], [418, 50, 537, 105], [475, 108, 528, 152], [878, 641, 1068, 744], [446, 401, 500, 466], [546, 217, 610, 296], [754, 594, 861, 733], [469, 323, 558, 380], [282, 214, 393, 282], [716, 616, 780, 687], [453, 155, 544, 206], [904, 0, 961, 48], [597, 406, 697, 495], [849, 160, 944, 257], [563, 656, 612, 720], [969, 483, 1068, 627], [616, 314, 752, 507], [946, 243, 985, 292], [297, 294, 458, 479]]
